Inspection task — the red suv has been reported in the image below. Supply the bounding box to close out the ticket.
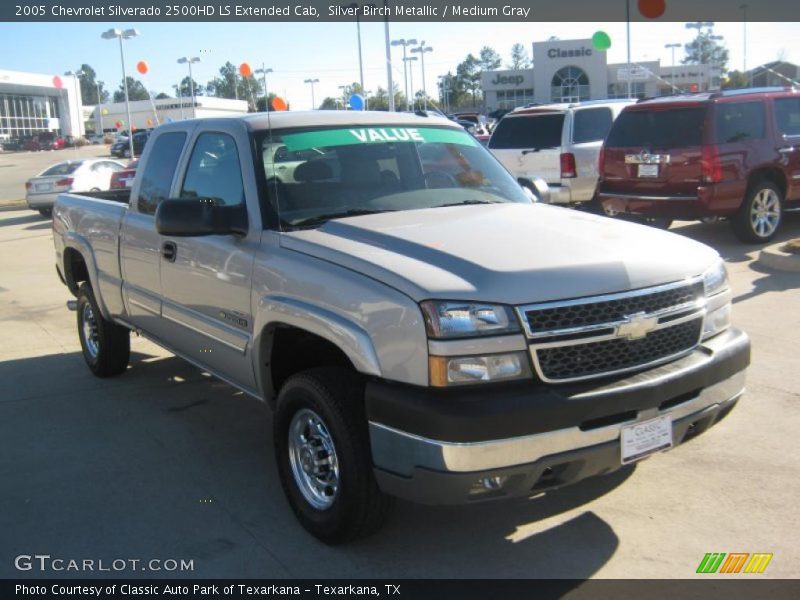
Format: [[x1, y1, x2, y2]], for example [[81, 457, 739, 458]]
[[597, 87, 800, 242]]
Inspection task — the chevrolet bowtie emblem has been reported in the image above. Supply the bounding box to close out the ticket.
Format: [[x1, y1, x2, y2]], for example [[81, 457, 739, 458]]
[[616, 312, 658, 340]]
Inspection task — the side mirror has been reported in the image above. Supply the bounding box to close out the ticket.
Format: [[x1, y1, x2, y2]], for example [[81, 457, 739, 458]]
[[518, 177, 551, 204], [155, 198, 248, 237]]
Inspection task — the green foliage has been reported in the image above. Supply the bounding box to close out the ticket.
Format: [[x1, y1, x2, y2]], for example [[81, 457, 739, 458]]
[[112, 77, 149, 102]]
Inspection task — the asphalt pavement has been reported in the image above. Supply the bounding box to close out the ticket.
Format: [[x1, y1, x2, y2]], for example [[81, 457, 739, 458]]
[[0, 185, 798, 579]]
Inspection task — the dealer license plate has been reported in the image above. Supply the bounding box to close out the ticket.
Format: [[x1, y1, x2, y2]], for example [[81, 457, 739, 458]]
[[621, 415, 673, 464], [637, 164, 659, 178], [35, 183, 52, 192]]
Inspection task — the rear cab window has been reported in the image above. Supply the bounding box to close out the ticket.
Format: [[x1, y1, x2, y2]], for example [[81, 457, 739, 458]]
[[136, 132, 187, 215], [572, 108, 613, 144], [489, 112, 565, 150], [605, 107, 707, 148], [714, 101, 766, 143]]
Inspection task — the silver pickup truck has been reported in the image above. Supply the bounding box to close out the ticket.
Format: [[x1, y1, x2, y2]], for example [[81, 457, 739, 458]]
[[53, 111, 750, 544]]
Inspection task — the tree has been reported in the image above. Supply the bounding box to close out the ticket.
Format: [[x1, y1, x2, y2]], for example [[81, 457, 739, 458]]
[[682, 24, 729, 73], [319, 97, 340, 110], [154, 92, 171, 99], [176, 76, 204, 98], [478, 46, 502, 72], [722, 70, 749, 89], [206, 61, 260, 103], [256, 93, 282, 112], [113, 77, 149, 102], [508, 43, 531, 70], [74, 64, 109, 104], [455, 54, 482, 107]]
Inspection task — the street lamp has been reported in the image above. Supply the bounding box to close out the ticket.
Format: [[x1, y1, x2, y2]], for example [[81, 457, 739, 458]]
[[64, 70, 84, 142], [438, 74, 449, 113], [177, 56, 200, 118], [344, 2, 369, 93], [740, 4, 748, 73], [304, 78, 319, 109], [665, 43, 681, 69], [255, 65, 273, 111], [403, 56, 418, 110], [391, 38, 418, 111], [338, 85, 348, 109], [101, 27, 139, 159], [95, 80, 104, 135], [382, 0, 394, 111], [410, 43, 433, 111]]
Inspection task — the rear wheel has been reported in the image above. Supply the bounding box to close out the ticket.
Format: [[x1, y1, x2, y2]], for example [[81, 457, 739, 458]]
[[643, 217, 673, 230], [274, 367, 393, 544], [732, 181, 782, 243], [77, 283, 130, 377], [38, 208, 52, 217]]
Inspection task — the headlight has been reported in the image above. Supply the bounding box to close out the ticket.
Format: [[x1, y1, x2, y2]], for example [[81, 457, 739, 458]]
[[421, 301, 520, 339], [703, 261, 729, 297], [429, 352, 532, 386]]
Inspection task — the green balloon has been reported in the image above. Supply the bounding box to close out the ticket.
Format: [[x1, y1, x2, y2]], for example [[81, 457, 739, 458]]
[[592, 31, 611, 51]]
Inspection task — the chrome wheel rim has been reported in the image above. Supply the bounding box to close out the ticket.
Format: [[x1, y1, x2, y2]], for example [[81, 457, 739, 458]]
[[81, 303, 100, 359], [750, 189, 780, 238], [288, 408, 339, 510]]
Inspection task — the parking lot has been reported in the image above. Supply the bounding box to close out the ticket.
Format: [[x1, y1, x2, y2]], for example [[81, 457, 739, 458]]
[[1, 148, 799, 580]]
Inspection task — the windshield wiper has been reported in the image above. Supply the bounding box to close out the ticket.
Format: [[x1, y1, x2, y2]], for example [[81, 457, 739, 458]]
[[289, 208, 395, 229], [436, 199, 502, 208]]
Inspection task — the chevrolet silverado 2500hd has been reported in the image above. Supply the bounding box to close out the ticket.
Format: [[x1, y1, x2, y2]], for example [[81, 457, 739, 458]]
[[53, 112, 750, 544]]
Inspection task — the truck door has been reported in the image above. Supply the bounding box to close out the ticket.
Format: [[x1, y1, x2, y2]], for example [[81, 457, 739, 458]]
[[120, 131, 187, 336], [773, 96, 800, 203], [158, 130, 258, 391]]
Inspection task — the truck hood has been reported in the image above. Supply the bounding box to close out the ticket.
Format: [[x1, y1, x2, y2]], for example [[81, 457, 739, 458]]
[[281, 203, 719, 305]]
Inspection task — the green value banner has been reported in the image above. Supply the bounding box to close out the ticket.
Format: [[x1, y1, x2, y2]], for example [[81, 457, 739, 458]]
[[282, 127, 478, 152]]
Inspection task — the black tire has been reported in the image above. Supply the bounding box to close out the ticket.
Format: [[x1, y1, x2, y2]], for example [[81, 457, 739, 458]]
[[38, 208, 52, 217], [732, 180, 783, 243], [76, 282, 130, 377], [643, 217, 673, 230], [274, 367, 393, 544]]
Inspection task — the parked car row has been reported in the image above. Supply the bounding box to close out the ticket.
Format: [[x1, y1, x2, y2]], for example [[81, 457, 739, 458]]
[[488, 87, 800, 243]]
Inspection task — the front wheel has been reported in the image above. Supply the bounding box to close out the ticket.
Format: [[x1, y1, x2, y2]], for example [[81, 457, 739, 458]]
[[38, 208, 52, 217], [274, 368, 393, 544], [77, 282, 130, 377], [732, 181, 783, 243]]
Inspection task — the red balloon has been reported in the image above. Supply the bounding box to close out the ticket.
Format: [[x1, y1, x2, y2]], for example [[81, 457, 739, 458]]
[[52, 75, 63, 90], [115, 121, 122, 128], [239, 62, 252, 78], [136, 61, 149, 75], [638, 0, 666, 19]]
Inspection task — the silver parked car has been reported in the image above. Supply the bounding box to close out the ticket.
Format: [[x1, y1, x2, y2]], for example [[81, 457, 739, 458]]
[[489, 99, 634, 206], [26, 159, 125, 216]]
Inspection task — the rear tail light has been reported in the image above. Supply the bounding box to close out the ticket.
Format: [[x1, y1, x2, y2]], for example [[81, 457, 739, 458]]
[[598, 147, 605, 177], [25, 181, 32, 190], [701, 146, 722, 183], [560, 152, 577, 178], [56, 177, 74, 187]]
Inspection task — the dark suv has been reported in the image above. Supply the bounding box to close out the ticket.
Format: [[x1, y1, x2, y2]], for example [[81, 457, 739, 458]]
[[597, 87, 800, 242]]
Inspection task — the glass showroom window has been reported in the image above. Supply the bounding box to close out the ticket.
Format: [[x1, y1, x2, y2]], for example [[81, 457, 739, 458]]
[[0, 94, 60, 137], [551, 66, 590, 103]]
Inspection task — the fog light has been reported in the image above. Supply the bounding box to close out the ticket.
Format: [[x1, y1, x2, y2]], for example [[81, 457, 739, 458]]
[[429, 352, 531, 386], [468, 475, 509, 497]]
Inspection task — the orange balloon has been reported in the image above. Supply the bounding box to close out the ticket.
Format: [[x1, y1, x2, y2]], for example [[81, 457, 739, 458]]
[[136, 60, 148, 75], [239, 62, 252, 78], [271, 96, 288, 111], [638, 0, 666, 18]]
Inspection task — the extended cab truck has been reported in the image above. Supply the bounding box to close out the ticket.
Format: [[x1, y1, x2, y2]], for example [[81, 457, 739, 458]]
[[53, 112, 750, 544]]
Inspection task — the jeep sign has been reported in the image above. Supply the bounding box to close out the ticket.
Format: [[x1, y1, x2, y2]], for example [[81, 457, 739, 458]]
[[490, 74, 525, 86]]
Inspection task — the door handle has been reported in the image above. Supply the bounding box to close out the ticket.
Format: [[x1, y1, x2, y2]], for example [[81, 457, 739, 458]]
[[161, 241, 177, 262]]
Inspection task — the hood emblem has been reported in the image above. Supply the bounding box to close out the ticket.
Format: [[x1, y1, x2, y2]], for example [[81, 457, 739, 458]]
[[616, 312, 658, 340]]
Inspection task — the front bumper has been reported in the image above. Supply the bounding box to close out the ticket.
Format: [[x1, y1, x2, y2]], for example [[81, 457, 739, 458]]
[[367, 327, 749, 504]]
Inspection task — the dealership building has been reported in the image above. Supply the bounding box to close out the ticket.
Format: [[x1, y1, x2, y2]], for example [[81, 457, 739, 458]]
[[1, 68, 248, 141], [481, 38, 722, 112]]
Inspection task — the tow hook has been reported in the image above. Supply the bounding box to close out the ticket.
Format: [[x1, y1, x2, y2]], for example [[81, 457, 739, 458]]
[[66, 300, 77, 311]]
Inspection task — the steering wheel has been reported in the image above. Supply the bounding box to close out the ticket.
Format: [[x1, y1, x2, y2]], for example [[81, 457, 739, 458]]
[[424, 170, 458, 189]]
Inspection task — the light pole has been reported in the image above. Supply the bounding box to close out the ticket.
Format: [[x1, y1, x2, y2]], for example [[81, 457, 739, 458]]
[[338, 85, 348, 109], [365, 90, 372, 110], [438, 75, 449, 113], [102, 28, 139, 159], [177, 56, 200, 118], [304, 78, 319, 109], [740, 4, 748, 73], [176, 83, 184, 119], [410, 43, 433, 111], [625, 0, 631, 98], [391, 38, 417, 111], [345, 3, 366, 92], [255, 65, 273, 111], [404, 56, 418, 110], [95, 80, 104, 134], [64, 70, 84, 141], [665, 43, 681, 69], [382, 0, 394, 111]]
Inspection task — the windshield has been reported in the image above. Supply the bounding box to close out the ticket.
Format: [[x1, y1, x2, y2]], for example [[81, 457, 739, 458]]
[[258, 125, 529, 229]]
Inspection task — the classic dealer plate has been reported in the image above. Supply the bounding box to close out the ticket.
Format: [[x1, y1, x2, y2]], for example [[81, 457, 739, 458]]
[[637, 164, 659, 178], [621, 415, 673, 464]]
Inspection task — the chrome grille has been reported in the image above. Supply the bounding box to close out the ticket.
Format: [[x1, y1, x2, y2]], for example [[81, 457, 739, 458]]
[[518, 279, 706, 383]]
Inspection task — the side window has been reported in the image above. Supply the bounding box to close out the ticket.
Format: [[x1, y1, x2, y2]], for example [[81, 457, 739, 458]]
[[715, 101, 766, 143], [181, 132, 245, 206], [137, 132, 186, 215], [774, 98, 800, 137], [572, 108, 614, 144]]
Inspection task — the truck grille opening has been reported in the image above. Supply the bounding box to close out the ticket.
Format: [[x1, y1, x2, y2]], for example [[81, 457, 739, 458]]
[[536, 318, 702, 382]]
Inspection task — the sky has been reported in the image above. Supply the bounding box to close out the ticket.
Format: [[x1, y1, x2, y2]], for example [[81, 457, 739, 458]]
[[0, 20, 798, 110]]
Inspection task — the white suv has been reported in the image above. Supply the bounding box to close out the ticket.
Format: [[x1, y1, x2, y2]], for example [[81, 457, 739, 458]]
[[488, 99, 634, 206]]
